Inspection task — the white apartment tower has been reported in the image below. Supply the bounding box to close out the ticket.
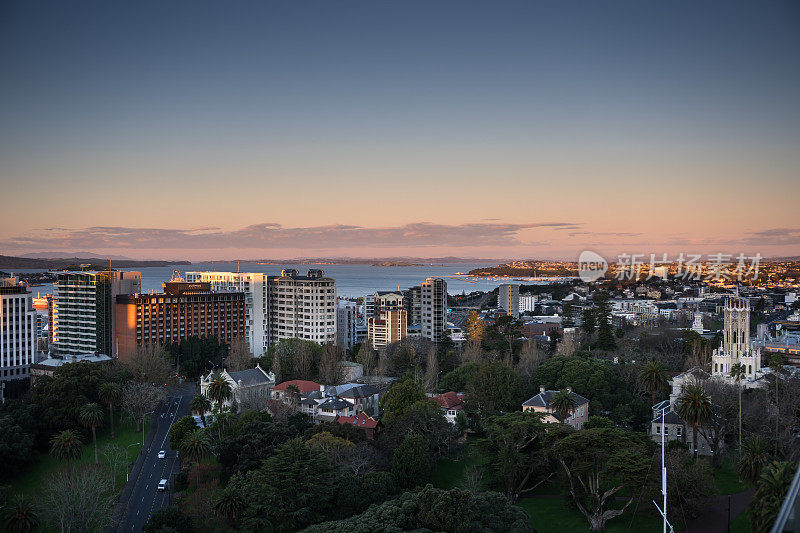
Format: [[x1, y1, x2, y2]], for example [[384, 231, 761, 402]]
[[499, 284, 520, 319], [185, 271, 268, 356], [519, 293, 537, 314], [269, 269, 336, 345], [420, 277, 448, 343], [1, 276, 37, 381], [712, 295, 762, 379]]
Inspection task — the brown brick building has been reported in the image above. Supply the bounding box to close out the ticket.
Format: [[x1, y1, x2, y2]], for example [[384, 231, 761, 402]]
[[115, 281, 245, 362]]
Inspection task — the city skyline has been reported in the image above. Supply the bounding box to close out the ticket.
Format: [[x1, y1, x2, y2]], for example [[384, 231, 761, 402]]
[[2, 0, 799, 260]]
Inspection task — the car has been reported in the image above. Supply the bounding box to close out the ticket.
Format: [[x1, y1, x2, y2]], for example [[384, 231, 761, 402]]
[[158, 450, 166, 459], [157, 479, 167, 492]]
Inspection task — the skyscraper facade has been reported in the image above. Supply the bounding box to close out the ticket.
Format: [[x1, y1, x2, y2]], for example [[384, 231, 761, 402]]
[[0, 275, 37, 381]]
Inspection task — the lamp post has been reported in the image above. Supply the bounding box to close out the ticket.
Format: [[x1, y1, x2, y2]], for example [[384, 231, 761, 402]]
[[653, 404, 674, 533], [126, 442, 141, 482]]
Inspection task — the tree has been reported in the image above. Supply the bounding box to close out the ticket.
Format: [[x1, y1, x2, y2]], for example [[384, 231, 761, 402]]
[[380, 399, 456, 459], [224, 336, 253, 371], [738, 436, 771, 485], [41, 466, 115, 533], [582, 307, 596, 335], [207, 371, 233, 410], [213, 486, 246, 523], [30, 361, 108, 436], [549, 389, 577, 421], [144, 505, 194, 533], [2, 495, 39, 533], [169, 414, 199, 451], [731, 362, 746, 450], [423, 346, 439, 393], [179, 429, 212, 486], [676, 384, 713, 459], [554, 428, 653, 531], [0, 400, 39, 481], [79, 403, 104, 465], [749, 461, 795, 533], [482, 412, 551, 502], [516, 340, 543, 386], [122, 381, 165, 432], [100, 443, 126, 491], [639, 360, 668, 406], [495, 315, 523, 359], [302, 485, 535, 533], [467, 361, 524, 416], [228, 438, 333, 531], [190, 394, 211, 427], [124, 343, 174, 385], [317, 344, 343, 385], [355, 340, 376, 379], [661, 448, 717, 518], [391, 434, 431, 489], [465, 310, 485, 342], [380, 379, 426, 423], [98, 382, 121, 440], [49, 430, 83, 482], [593, 293, 617, 351]]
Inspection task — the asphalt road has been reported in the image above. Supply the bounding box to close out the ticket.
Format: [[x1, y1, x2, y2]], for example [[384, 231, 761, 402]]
[[118, 389, 192, 532]]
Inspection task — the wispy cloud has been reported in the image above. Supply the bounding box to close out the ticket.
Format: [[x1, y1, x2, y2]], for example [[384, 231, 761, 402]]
[[3, 222, 580, 251]]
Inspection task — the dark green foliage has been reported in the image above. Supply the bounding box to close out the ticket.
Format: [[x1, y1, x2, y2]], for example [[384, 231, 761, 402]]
[[583, 415, 613, 429], [379, 398, 456, 458], [750, 461, 796, 533], [216, 411, 310, 480], [391, 434, 432, 489], [533, 357, 650, 429], [380, 379, 426, 423], [481, 412, 551, 502], [466, 361, 524, 416], [30, 361, 110, 437], [439, 362, 481, 392], [300, 485, 535, 533], [168, 415, 198, 451], [593, 292, 617, 351], [164, 335, 229, 379], [582, 308, 596, 334], [144, 505, 194, 533], [0, 400, 39, 480], [263, 338, 324, 381], [661, 449, 717, 518], [305, 420, 366, 444], [229, 438, 334, 531]]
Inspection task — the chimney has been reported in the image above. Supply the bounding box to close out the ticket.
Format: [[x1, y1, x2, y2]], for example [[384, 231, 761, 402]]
[[539, 385, 545, 394]]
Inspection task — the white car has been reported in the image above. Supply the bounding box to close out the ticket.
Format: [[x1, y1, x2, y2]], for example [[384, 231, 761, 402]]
[[157, 479, 167, 492], [158, 450, 166, 459]]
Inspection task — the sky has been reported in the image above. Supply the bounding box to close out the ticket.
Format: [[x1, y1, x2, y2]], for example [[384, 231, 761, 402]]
[[1, 0, 799, 261]]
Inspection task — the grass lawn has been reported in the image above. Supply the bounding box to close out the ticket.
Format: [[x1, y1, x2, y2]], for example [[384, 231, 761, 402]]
[[432, 437, 489, 489], [518, 497, 664, 533], [8, 414, 146, 500], [710, 457, 749, 495]]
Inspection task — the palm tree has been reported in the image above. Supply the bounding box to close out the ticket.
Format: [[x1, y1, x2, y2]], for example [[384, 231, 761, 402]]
[[190, 394, 212, 428], [49, 430, 83, 482], [750, 461, 795, 533], [549, 389, 577, 422], [730, 362, 746, 450], [208, 371, 232, 411], [79, 403, 105, 465], [98, 382, 121, 439], [2, 495, 39, 533], [640, 360, 668, 405], [179, 428, 212, 486], [213, 486, 246, 522], [737, 436, 770, 485], [676, 384, 712, 459]]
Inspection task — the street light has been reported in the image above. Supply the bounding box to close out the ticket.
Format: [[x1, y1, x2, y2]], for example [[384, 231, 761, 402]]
[[126, 442, 141, 481]]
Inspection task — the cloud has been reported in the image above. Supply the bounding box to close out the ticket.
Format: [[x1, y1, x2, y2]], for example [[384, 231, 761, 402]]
[[3, 222, 580, 251]]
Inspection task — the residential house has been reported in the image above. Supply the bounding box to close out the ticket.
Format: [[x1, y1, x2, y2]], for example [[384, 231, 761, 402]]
[[200, 364, 275, 410], [336, 411, 380, 439], [434, 391, 465, 424], [521, 386, 590, 429]]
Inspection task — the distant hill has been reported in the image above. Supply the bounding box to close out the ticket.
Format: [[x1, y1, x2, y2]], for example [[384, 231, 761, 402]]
[[0, 255, 191, 269], [20, 251, 137, 261]]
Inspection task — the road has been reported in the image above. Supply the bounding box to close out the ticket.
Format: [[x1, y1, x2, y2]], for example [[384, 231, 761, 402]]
[[118, 389, 192, 532]]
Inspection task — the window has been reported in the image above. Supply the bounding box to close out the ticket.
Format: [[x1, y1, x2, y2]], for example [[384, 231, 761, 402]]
[[676, 427, 682, 437]]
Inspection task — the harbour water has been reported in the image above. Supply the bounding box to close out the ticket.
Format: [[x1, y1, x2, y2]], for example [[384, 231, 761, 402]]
[[18, 262, 561, 298]]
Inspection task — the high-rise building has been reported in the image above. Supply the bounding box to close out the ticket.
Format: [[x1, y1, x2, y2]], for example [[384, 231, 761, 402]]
[[337, 300, 358, 350], [115, 278, 245, 361], [420, 277, 447, 343], [712, 295, 762, 379], [403, 285, 422, 325], [1, 275, 37, 381], [499, 284, 520, 319], [52, 270, 141, 357], [268, 269, 336, 345], [367, 291, 407, 349], [360, 294, 376, 325], [185, 271, 268, 356], [519, 293, 537, 314]]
